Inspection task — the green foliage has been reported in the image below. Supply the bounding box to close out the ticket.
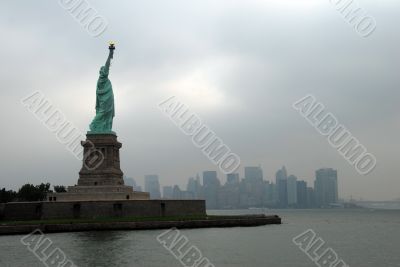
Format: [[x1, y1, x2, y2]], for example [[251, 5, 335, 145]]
[[0, 188, 17, 203], [54, 185, 67, 193], [17, 183, 51, 202]]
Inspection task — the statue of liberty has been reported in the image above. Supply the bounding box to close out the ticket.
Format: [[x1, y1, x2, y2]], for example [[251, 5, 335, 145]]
[[89, 43, 116, 133]]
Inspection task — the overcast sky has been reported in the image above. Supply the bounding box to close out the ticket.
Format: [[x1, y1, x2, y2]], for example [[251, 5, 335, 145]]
[[0, 0, 399, 201]]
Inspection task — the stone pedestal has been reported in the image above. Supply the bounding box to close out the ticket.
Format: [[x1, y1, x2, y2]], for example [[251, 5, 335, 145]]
[[79, 133, 124, 186], [48, 133, 149, 201]]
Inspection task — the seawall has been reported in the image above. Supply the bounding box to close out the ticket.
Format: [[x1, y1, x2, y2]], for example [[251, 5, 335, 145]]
[[2, 200, 206, 221], [0, 215, 281, 235]]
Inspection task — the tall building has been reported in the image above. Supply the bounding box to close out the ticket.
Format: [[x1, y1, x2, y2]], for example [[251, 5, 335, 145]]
[[186, 176, 202, 199], [203, 171, 219, 187], [275, 166, 287, 182], [296, 180, 307, 208], [135, 186, 143, 192], [263, 181, 276, 207], [287, 175, 298, 206], [314, 168, 338, 208], [226, 173, 240, 184], [124, 177, 144, 192], [172, 185, 182, 199], [144, 175, 161, 199], [162, 186, 173, 199], [202, 171, 220, 209], [276, 166, 288, 208], [124, 177, 137, 187], [171, 185, 194, 200], [306, 187, 316, 208], [243, 166, 264, 207], [244, 166, 263, 182]]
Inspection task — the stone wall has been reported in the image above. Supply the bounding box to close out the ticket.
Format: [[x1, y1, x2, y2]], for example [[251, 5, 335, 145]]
[[1, 200, 206, 221], [0, 203, 5, 220], [47, 188, 150, 202], [0, 215, 281, 235]]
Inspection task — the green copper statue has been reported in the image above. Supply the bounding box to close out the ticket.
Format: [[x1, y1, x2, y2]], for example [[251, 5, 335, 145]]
[[89, 43, 116, 133]]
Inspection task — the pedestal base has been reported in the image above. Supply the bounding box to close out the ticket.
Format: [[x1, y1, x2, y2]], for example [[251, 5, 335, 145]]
[[78, 133, 124, 186], [48, 185, 149, 201], [47, 133, 150, 202]]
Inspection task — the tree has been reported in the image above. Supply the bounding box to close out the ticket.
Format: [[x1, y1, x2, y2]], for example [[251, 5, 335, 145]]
[[54, 185, 67, 193], [17, 183, 51, 201], [0, 188, 17, 203]]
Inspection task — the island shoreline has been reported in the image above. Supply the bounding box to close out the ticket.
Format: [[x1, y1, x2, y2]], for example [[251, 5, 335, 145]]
[[0, 215, 281, 235]]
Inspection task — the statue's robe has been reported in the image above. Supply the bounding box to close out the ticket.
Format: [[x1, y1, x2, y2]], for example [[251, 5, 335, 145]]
[[89, 64, 115, 132]]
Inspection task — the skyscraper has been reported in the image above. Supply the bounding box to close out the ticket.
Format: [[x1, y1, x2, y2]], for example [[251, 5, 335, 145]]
[[202, 171, 220, 209], [287, 175, 298, 206], [186, 176, 202, 199], [244, 166, 263, 182], [306, 187, 315, 208], [296, 180, 307, 208], [314, 168, 338, 208], [276, 166, 288, 208], [144, 175, 161, 199], [220, 173, 240, 209], [203, 171, 219, 187], [162, 186, 173, 199], [243, 166, 264, 207], [226, 173, 240, 184], [124, 177, 143, 192], [275, 166, 287, 182]]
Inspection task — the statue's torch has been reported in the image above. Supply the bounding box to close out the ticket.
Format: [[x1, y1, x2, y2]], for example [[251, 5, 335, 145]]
[[109, 41, 115, 50], [108, 41, 115, 59]]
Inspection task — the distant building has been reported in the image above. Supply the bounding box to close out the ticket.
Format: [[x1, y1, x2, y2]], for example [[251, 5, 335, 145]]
[[173, 185, 195, 200], [314, 168, 338, 208], [202, 171, 220, 209], [276, 166, 287, 181], [296, 180, 307, 208], [172, 185, 181, 199], [125, 177, 143, 192], [226, 173, 240, 184], [144, 175, 161, 199], [307, 187, 316, 208], [124, 177, 136, 187], [242, 166, 264, 207], [203, 171, 219, 187], [186, 176, 202, 199], [162, 186, 173, 199], [287, 175, 298, 206], [244, 166, 263, 182], [263, 181, 276, 207], [136, 186, 143, 192], [218, 173, 240, 209], [276, 166, 288, 208]]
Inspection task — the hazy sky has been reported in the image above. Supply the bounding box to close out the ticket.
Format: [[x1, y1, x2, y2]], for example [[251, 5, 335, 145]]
[[0, 0, 399, 201]]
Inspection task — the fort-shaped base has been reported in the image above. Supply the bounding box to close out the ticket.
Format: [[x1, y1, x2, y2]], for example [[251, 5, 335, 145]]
[[48, 186, 149, 201]]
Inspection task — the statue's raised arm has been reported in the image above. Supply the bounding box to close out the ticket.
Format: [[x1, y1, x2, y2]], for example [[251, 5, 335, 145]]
[[104, 43, 115, 73]]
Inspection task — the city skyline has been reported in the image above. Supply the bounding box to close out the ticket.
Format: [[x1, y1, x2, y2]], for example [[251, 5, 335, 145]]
[[126, 166, 362, 204]]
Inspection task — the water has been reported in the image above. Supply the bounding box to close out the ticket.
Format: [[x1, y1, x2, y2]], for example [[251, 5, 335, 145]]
[[1, 209, 399, 267]]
